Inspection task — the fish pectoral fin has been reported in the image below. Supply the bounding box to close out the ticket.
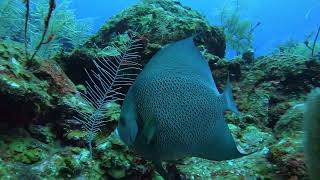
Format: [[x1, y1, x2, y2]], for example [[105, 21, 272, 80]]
[[142, 118, 157, 144]]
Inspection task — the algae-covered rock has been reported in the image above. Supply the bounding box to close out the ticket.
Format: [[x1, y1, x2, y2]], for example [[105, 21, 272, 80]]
[[204, 52, 319, 179], [0, 128, 104, 179], [267, 133, 307, 179], [0, 40, 77, 126], [252, 56, 320, 94], [97, 132, 155, 179], [0, 37, 96, 178], [0, 0, 319, 179], [239, 125, 275, 150], [0, 128, 50, 166], [216, 55, 320, 130], [62, 0, 226, 86], [58, 99, 120, 147], [274, 106, 304, 137], [0, 158, 10, 178], [64, 129, 87, 147], [8, 138, 46, 164], [0, 53, 52, 126], [28, 124, 56, 144], [33, 60, 76, 95], [179, 148, 276, 179]]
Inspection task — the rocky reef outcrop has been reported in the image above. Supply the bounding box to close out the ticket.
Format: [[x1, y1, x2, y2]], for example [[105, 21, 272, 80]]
[[0, 40, 77, 127], [208, 52, 319, 179], [61, 0, 226, 87]]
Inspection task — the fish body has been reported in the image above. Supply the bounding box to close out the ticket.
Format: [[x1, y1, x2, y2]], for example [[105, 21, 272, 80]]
[[117, 37, 246, 163]]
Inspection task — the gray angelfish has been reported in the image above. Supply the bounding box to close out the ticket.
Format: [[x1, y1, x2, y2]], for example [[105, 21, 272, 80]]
[[117, 37, 248, 174]]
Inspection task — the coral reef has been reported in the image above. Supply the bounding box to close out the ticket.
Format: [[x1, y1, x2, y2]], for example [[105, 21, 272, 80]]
[[207, 46, 319, 179], [61, 0, 226, 87], [0, 0, 319, 179], [0, 0, 92, 60], [0, 39, 75, 126], [219, 5, 256, 55]]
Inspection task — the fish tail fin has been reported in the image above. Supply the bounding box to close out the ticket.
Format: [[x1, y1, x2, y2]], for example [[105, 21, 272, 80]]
[[223, 77, 239, 114]]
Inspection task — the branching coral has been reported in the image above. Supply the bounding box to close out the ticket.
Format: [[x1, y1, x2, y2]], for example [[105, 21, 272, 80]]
[[27, 0, 93, 58], [275, 39, 319, 60], [25, 0, 56, 62], [218, 4, 259, 55], [23, 0, 30, 59], [311, 26, 320, 57], [0, 0, 25, 40]]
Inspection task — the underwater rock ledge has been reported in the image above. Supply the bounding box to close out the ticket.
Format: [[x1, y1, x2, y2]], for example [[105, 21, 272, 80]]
[[62, 0, 226, 88]]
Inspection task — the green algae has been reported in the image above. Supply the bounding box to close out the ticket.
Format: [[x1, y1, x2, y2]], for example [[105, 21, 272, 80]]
[[275, 107, 304, 137], [15, 149, 43, 164], [8, 138, 46, 164], [65, 129, 87, 142], [106, 102, 121, 122], [0, 158, 11, 179], [63, 0, 226, 87], [268, 133, 306, 178], [28, 124, 56, 144]]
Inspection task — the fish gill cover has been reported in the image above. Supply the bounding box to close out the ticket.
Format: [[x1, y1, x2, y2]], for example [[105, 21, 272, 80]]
[[0, 0, 319, 179]]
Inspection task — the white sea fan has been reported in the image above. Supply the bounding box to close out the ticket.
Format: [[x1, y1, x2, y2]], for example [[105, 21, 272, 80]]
[[70, 31, 142, 157]]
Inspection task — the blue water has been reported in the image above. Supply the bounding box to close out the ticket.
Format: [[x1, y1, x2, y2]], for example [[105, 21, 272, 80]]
[[70, 0, 320, 57]]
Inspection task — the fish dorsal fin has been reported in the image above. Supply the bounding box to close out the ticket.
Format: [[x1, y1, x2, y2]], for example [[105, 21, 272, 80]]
[[140, 37, 219, 94], [196, 113, 247, 161]]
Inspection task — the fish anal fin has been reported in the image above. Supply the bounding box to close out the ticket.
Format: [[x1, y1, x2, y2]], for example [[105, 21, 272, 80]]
[[197, 115, 247, 161]]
